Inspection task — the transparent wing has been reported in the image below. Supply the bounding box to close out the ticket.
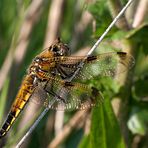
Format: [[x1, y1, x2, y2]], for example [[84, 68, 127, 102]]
[[45, 80, 103, 110], [29, 52, 134, 110], [53, 52, 135, 79], [30, 79, 103, 111]]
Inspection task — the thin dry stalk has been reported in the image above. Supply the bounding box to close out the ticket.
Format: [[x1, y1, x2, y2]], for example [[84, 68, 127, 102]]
[[0, 47, 14, 91], [87, 0, 134, 55], [44, 0, 65, 47], [14, 0, 45, 64], [131, 135, 142, 148], [48, 110, 88, 148], [44, 0, 65, 137], [70, 0, 94, 51], [84, 113, 91, 135], [132, 0, 148, 28], [9, 0, 45, 97], [0, 0, 45, 92], [108, 0, 130, 30], [70, 11, 93, 50], [54, 111, 65, 136]]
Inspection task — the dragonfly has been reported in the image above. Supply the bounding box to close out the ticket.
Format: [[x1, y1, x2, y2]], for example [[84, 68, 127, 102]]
[[0, 38, 135, 138]]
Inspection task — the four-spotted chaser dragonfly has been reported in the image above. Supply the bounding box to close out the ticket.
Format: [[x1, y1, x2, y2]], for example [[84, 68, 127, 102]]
[[0, 38, 135, 138]]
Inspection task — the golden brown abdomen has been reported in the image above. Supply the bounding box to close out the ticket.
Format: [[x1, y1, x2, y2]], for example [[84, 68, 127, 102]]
[[0, 75, 35, 138]]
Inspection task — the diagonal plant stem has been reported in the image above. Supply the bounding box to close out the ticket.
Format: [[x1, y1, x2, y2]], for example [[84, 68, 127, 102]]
[[108, 0, 130, 30], [67, 0, 134, 81], [87, 0, 134, 56], [16, 0, 135, 147], [15, 108, 49, 148]]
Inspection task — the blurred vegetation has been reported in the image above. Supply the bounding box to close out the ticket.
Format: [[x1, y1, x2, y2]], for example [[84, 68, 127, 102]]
[[0, 0, 148, 148]]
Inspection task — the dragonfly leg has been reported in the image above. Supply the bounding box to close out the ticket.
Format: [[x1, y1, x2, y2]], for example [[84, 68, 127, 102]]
[[43, 81, 67, 104]]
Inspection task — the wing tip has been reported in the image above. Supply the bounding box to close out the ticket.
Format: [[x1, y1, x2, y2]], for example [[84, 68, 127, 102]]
[[117, 51, 135, 69]]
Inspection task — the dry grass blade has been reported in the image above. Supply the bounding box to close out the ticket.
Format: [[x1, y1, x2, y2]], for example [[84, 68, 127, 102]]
[[132, 0, 148, 28], [0, 47, 14, 91], [70, 1, 93, 50], [14, 0, 45, 63], [48, 110, 88, 148], [0, 0, 45, 92], [44, 0, 65, 47]]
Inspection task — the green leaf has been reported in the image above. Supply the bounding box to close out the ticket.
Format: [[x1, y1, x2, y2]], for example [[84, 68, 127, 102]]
[[79, 95, 125, 148], [89, 104, 106, 148], [79, 135, 90, 148], [90, 97, 125, 148]]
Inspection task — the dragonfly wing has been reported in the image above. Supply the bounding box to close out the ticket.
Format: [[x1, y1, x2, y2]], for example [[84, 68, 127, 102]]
[[29, 78, 103, 110], [29, 52, 134, 110], [54, 52, 135, 80], [29, 83, 48, 106], [83, 52, 135, 77], [43, 80, 103, 110]]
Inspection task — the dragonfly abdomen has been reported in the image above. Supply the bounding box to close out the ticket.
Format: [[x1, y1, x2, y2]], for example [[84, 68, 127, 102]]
[[0, 112, 17, 138], [0, 75, 35, 138]]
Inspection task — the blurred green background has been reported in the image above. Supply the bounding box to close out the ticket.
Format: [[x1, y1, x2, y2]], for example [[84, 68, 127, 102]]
[[0, 0, 148, 148]]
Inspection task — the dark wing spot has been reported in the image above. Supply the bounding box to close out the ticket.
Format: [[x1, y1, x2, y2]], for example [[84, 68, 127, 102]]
[[117, 52, 127, 58], [64, 82, 74, 87], [87, 56, 97, 62]]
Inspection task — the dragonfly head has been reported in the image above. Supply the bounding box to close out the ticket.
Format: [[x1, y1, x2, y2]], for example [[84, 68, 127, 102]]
[[50, 38, 70, 56]]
